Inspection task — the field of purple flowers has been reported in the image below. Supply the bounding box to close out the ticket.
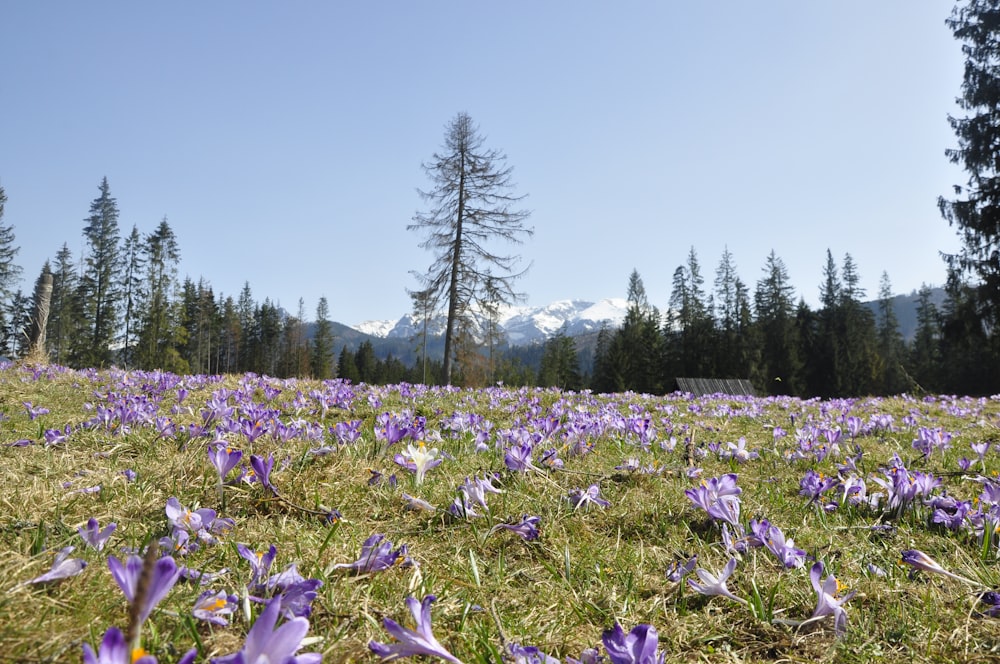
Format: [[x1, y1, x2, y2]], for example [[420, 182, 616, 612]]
[[2, 362, 1000, 663]]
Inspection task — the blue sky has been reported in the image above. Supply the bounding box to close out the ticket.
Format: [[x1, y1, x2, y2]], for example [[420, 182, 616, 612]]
[[1, 2, 966, 325]]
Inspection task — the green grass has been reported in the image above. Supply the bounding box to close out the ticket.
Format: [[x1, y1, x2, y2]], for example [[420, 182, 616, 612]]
[[2, 364, 1000, 663]]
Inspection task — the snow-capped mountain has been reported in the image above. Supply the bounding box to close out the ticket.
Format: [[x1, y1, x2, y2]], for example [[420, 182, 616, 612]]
[[354, 298, 628, 346]]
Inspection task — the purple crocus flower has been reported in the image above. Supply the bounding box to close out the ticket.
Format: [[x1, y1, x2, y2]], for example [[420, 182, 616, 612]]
[[78, 517, 117, 551], [685, 474, 742, 526], [165, 497, 217, 536], [491, 515, 541, 541], [505, 642, 560, 664], [900, 549, 982, 586], [566, 648, 603, 664], [971, 441, 991, 460], [754, 519, 807, 569], [568, 484, 610, 510], [330, 534, 408, 574], [25, 546, 87, 585], [108, 553, 181, 627], [238, 543, 278, 591], [687, 557, 747, 605], [266, 563, 307, 593], [601, 622, 664, 664], [976, 591, 1000, 618], [460, 474, 503, 511], [23, 401, 50, 420], [369, 595, 464, 664], [277, 578, 324, 619], [44, 424, 71, 446], [250, 453, 278, 495], [799, 470, 839, 505], [504, 442, 540, 473], [82, 627, 163, 664], [805, 561, 856, 636], [212, 595, 321, 664], [665, 555, 698, 583], [193, 589, 238, 626], [402, 493, 437, 512], [208, 441, 243, 481]]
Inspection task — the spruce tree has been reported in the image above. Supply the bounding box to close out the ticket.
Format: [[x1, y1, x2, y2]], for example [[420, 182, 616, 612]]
[[337, 345, 360, 383], [940, 0, 1000, 327], [236, 282, 256, 372], [754, 251, 800, 395], [354, 341, 377, 383], [910, 284, 942, 391], [4, 289, 30, 357], [0, 186, 23, 312], [714, 247, 740, 376], [876, 272, 907, 394], [79, 177, 123, 367], [136, 218, 181, 371], [809, 249, 842, 396], [120, 225, 146, 368], [47, 244, 80, 365], [311, 296, 335, 379], [613, 270, 662, 394], [838, 253, 879, 395]]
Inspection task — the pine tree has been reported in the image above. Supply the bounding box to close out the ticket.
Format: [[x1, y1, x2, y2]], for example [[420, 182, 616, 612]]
[[590, 323, 618, 393], [612, 269, 662, 394], [79, 177, 123, 367], [876, 272, 907, 394], [136, 218, 181, 371], [277, 298, 309, 378], [537, 325, 582, 390], [754, 251, 801, 395], [254, 299, 283, 376], [236, 282, 256, 372], [838, 253, 879, 395], [0, 185, 23, 313], [666, 250, 714, 379], [120, 225, 146, 368], [940, 0, 1000, 326], [217, 296, 241, 374], [4, 289, 31, 357], [354, 340, 377, 383], [808, 249, 842, 396], [408, 288, 436, 384], [714, 247, 741, 376], [409, 112, 532, 384], [909, 284, 942, 391], [47, 244, 81, 365], [939, 266, 995, 393], [311, 296, 335, 379], [337, 345, 360, 382]]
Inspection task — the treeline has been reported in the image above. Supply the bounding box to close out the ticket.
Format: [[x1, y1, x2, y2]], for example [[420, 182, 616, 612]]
[[581, 248, 999, 397], [4, 178, 1000, 396]]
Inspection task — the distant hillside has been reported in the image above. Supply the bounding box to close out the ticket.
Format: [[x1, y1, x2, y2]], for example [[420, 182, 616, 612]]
[[861, 287, 946, 342]]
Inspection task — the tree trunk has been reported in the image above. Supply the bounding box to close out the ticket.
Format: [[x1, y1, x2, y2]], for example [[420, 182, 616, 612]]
[[28, 272, 54, 361]]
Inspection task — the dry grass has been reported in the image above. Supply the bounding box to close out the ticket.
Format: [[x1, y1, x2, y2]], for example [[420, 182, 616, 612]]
[[1, 363, 1000, 663]]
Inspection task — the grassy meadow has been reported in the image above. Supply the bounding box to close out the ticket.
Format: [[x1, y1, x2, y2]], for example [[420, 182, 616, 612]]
[[2, 362, 1000, 663]]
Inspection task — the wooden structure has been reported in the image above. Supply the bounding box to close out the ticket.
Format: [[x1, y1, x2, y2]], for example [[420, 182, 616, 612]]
[[672, 377, 757, 397]]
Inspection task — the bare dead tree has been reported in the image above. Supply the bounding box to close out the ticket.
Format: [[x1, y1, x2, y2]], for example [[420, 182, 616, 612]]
[[409, 112, 532, 384]]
